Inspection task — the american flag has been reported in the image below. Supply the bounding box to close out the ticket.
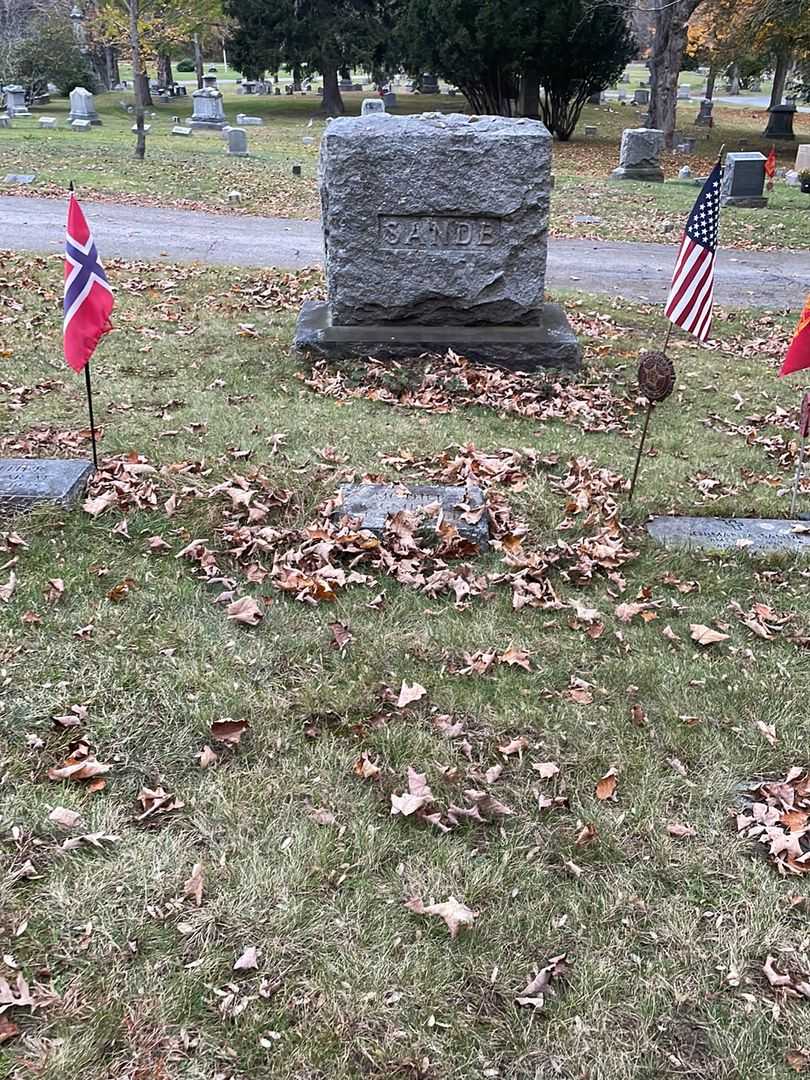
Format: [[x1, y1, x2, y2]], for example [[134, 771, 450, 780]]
[[664, 161, 722, 343]]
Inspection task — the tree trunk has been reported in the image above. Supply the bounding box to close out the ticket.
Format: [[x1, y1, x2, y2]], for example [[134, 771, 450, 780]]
[[321, 61, 344, 116], [157, 53, 173, 88], [769, 50, 792, 109], [137, 71, 152, 106], [128, 0, 146, 160], [106, 45, 120, 88], [649, 0, 701, 149], [727, 62, 740, 94], [519, 63, 540, 118], [193, 33, 204, 90], [292, 63, 302, 92], [705, 64, 716, 100]]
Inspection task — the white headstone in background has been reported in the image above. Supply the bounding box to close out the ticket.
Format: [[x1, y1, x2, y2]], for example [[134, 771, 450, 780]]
[[236, 113, 262, 125], [171, 124, 193, 136], [3, 85, 30, 116], [39, 116, 57, 128], [361, 97, 385, 116], [69, 86, 101, 124], [70, 118, 91, 131]]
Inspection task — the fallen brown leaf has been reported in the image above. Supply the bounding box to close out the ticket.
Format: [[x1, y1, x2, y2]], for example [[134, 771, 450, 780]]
[[595, 767, 618, 801], [210, 718, 249, 745], [690, 623, 730, 647], [405, 895, 477, 938], [396, 681, 428, 708], [183, 862, 205, 907], [226, 596, 264, 625]]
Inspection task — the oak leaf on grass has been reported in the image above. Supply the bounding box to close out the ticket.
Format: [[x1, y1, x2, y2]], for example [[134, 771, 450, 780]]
[[690, 624, 730, 647], [515, 953, 568, 1009], [396, 681, 428, 708], [183, 863, 205, 907], [595, 767, 618, 801], [233, 945, 259, 971], [226, 596, 264, 626], [210, 718, 249, 745], [405, 895, 477, 938]]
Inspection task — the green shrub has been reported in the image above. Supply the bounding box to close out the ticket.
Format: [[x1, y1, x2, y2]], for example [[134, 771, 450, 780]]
[[176, 58, 195, 72]]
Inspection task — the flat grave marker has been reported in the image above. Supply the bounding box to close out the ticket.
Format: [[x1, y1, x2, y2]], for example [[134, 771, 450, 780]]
[[0, 459, 94, 513], [648, 515, 810, 556], [338, 483, 489, 550]]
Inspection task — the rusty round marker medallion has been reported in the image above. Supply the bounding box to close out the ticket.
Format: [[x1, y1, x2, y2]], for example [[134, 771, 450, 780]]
[[637, 351, 676, 403]]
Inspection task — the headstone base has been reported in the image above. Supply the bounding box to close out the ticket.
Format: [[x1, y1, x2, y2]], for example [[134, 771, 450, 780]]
[[610, 165, 665, 182], [720, 195, 768, 208], [189, 119, 226, 130], [338, 483, 489, 550], [294, 300, 581, 373], [648, 515, 810, 556], [68, 113, 101, 125], [0, 458, 94, 513]]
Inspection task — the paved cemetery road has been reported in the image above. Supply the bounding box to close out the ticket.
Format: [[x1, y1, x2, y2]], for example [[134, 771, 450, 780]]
[[2, 194, 808, 309]]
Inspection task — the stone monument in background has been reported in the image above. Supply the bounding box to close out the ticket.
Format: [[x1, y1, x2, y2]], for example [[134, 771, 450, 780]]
[[190, 86, 226, 129], [294, 112, 580, 372], [611, 128, 664, 182], [3, 85, 30, 117], [68, 86, 101, 125]]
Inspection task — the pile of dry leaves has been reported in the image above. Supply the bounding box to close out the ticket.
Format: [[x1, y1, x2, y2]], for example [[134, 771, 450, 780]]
[[303, 350, 635, 435], [736, 769, 810, 875]]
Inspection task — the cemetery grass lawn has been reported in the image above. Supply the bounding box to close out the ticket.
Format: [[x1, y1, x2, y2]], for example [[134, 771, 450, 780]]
[[4, 253, 810, 1079], [2, 93, 810, 252]]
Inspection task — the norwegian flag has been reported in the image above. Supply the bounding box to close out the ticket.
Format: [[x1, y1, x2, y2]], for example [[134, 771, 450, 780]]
[[664, 161, 722, 343], [64, 193, 114, 373]]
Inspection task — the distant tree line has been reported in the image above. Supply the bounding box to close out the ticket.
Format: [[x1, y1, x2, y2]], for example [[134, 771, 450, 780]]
[[223, 0, 637, 140]]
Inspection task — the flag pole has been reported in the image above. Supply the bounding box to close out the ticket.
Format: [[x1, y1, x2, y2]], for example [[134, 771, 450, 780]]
[[69, 180, 99, 471], [790, 433, 806, 518], [84, 362, 99, 469]]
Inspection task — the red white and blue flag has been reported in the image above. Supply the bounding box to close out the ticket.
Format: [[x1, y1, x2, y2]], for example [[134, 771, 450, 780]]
[[64, 193, 114, 373], [664, 161, 722, 343]]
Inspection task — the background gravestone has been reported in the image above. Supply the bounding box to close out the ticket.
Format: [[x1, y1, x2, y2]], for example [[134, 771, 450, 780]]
[[190, 87, 226, 129], [0, 459, 94, 513], [695, 100, 713, 127], [611, 128, 664, 182], [721, 152, 767, 208], [3, 85, 30, 117], [227, 127, 248, 156], [68, 86, 101, 125], [295, 112, 580, 372]]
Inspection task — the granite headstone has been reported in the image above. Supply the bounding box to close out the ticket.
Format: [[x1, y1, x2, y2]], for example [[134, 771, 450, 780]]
[[611, 127, 664, 182], [721, 152, 767, 208]]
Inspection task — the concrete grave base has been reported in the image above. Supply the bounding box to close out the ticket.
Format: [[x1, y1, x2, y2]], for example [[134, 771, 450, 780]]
[[0, 458, 94, 513], [294, 299, 581, 373], [610, 166, 664, 182], [647, 515, 810, 556], [189, 119, 226, 130], [721, 195, 768, 208]]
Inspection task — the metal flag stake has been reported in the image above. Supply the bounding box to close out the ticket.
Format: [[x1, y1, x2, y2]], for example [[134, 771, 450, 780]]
[[790, 391, 810, 517]]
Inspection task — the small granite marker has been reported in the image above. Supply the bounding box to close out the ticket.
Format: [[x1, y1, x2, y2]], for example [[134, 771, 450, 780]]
[[648, 516, 810, 556], [338, 483, 489, 550], [721, 152, 768, 208], [3, 174, 35, 184], [0, 459, 94, 513]]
